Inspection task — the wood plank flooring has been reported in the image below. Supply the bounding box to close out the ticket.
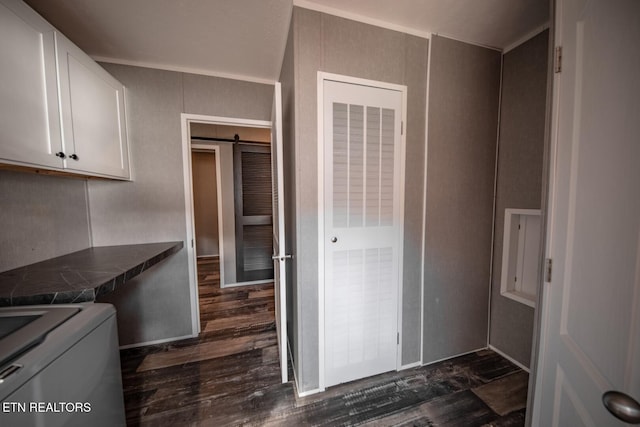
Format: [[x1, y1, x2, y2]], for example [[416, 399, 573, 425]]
[[119, 257, 528, 426]]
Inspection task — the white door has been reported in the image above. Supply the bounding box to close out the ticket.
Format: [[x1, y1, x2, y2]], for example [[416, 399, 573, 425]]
[[323, 77, 405, 387], [532, 0, 640, 425], [270, 82, 288, 384]]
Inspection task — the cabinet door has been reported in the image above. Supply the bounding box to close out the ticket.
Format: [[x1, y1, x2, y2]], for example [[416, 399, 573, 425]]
[[0, 0, 63, 169], [56, 33, 130, 180]]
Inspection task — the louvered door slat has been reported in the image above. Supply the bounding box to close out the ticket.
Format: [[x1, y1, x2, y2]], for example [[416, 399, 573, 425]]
[[234, 144, 274, 282]]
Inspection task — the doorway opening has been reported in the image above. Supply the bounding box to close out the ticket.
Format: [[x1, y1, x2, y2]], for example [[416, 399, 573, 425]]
[[189, 122, 273, 289], [181, 115, 273, 336]]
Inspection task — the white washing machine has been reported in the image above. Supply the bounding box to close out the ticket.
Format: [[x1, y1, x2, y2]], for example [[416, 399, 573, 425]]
[[0, 303, 126, 426]]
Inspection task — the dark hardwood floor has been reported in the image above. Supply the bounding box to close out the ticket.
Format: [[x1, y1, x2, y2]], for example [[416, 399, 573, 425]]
[[119, 257, 528, 426]]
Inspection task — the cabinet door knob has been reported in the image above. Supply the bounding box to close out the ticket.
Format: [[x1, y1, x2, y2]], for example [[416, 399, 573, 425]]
[[55, 152, 66, 159], [69, 154, 79, 160]]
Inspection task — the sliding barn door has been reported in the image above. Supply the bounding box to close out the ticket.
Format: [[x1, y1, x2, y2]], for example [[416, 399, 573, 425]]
[[234, 143, 274, 283], [323, 78, 404, 387]]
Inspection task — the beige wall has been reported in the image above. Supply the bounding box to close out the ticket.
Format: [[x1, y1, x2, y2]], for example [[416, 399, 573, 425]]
[[91, 63, 274, 346], [489, 30, 549, 367], [423, 35, 502, 363], [192, 151, 219, 257], [0, 170, 91, 272], [289, 7, 429, 392], [288, 9, 503, 394]]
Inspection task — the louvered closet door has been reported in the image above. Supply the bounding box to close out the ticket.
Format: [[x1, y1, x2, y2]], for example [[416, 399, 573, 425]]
[[234, 144, 274, 283], [324, 79, 404, 387]]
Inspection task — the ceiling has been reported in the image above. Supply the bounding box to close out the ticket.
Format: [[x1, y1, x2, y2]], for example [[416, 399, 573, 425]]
[[24, 0, 549, 84]]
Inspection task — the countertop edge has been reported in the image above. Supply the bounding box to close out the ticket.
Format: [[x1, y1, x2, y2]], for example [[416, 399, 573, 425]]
[[1, 241, 184, 306]]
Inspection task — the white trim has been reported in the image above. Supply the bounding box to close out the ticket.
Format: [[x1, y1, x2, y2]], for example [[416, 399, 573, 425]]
[[419, 35, 434, 367], [210, 157, 225, 282], [191, 143, 219, 150], [293, 0, 431, 40], [320, 71, 409, 92], [500, 208, 542, 308], [396, 82, 408, 371], [400, 361, 422, 370], [531, 19, 562, 422], [223, 279, 274, 288], [118, 333, 197, 350], [190, 143, 225, 286], [272, 81, 289, 384], [183, 113, 272, 129], [421, 347, 487, 367], [292, 328, 323, 398], [296, 387, 325, 398], [317, 72, 326, 391], [287, 337, 327, 398], [487, 53, 504, 348], [92, 56, 276, 86], [181, 115, 201, 337], [181, 113, 272, 339], [431, 33, 502, 52], [502, 23, 551, 54], [489, 344, 531, 373], [295, 1, 501, 52], [317, 71, 408, 389], [287, 339, 304, 397]]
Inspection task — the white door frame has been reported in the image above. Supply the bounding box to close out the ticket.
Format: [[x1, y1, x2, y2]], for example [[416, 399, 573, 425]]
[[317, 72, 408, 391], [181, 113, 272, 335]]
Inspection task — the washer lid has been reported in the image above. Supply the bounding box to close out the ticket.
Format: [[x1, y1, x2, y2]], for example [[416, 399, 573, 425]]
[[0, 306, 80, 369]]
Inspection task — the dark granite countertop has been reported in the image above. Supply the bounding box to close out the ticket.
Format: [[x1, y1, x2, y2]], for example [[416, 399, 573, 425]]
[[0, 241, 183, 306]]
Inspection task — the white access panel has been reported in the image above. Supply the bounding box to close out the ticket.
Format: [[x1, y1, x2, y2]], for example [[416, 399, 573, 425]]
[[323, 78, 404, 388], [501, 208, 541, 307]]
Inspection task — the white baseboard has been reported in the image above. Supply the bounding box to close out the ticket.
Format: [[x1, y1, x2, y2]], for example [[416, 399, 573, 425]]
[[118, 333, 197, 350], [287, 340, 298, 385], [488, 344, 530, 373], [400, 361, 422, 370], [222, 279, 273, 288], [421, 347, 487, 367], [288, 341, 325, 397], [296, 387, 325, 397]]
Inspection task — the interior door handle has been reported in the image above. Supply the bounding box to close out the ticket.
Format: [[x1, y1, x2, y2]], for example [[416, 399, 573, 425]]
[[271, 254, 292, 261], [603, 391, 640, 424]]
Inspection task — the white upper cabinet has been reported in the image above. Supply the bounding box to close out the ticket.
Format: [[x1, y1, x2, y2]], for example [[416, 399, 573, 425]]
[[56, 33, 130, 179], [0, 0, 62, 169], [0, 0, 131, 180]]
